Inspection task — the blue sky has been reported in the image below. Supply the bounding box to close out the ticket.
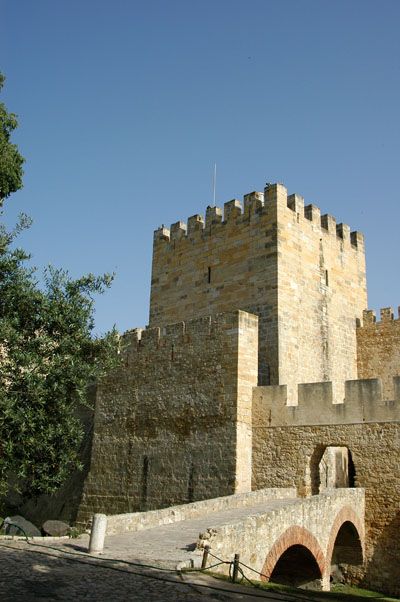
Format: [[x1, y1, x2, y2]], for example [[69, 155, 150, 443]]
[[2, 0, 400, 334]]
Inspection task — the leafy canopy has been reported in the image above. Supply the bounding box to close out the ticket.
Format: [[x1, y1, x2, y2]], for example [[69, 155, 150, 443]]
[[0, 73, 24, 203]]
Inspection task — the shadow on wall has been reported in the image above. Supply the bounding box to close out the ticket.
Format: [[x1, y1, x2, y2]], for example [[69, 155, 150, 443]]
[[360, 510, 400, 598], [3, 399, 95, 528]]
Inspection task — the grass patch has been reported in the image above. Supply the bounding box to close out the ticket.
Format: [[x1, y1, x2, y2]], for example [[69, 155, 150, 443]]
[[200, 570, 400, 601], [330, 584, 399, 601]]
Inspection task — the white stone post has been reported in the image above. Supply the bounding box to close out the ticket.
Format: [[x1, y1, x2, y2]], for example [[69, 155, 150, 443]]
[[89, 513, 107, 553]]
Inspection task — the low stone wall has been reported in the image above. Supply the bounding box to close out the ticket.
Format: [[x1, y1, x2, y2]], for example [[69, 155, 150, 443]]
[[105, 488, 296, 535]]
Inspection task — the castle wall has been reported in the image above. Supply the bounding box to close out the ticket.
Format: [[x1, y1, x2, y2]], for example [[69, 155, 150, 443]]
[[252, 383, 400, 596], [149, 183, 366, 396], [357, 307, 400, 399], [77, 310, 258, 524]]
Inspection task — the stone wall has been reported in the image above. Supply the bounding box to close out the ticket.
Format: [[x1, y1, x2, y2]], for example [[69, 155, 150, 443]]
[[149, 183, 366, 398], [252, 398, 400, 596], [357, 307, 400, 399], [77, 310, 258, 524]]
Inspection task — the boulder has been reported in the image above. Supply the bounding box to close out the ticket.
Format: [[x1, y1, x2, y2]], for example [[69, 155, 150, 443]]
[[42, 519, 70, 537], [3, 515, 41, 537]]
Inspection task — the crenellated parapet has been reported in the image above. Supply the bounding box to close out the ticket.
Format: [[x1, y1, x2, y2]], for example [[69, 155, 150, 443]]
[[359, 306, 400, 326], [119, 310, 258, 362], [153, 182, 364, 251], [253, 377, 400, 427]]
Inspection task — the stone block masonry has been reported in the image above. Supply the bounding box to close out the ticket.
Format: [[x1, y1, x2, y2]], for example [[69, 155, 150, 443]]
[[78, 310, 258, 524], [149, 184, 367, 399]]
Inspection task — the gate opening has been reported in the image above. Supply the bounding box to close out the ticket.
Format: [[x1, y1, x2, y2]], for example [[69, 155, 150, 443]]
[[311, 446, 356, 495]]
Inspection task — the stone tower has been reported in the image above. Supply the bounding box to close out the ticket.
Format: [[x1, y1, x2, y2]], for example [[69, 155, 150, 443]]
[[149, 183, 367, 400]]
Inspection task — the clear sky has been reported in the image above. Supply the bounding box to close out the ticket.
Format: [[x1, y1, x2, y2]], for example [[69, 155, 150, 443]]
[[2, 0, 400, 335]]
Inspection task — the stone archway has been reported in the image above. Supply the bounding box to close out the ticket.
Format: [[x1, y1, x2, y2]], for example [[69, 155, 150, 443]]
[[261, 526, 326, 590], [326, 506, 364, 583]]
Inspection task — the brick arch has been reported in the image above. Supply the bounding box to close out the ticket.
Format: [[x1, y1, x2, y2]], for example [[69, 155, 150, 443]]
[[326, 505, 365, 566], [260, 525, 326, 582]]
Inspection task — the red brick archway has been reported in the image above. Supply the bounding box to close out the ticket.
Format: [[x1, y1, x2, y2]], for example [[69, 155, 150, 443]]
[[260, 526, 326, 582], [326, 505, 365, 567]]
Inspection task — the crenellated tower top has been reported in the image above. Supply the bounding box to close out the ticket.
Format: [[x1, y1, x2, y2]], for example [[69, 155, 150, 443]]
[[153, 183, 364, 251]]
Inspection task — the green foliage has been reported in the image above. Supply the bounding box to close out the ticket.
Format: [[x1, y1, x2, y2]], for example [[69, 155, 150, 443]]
[[0, 73, 25, 203], [0, 217, 119, 500]]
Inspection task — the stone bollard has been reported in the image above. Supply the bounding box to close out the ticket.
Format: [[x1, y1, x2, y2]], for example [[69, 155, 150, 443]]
[[88, 514, 107, 554]]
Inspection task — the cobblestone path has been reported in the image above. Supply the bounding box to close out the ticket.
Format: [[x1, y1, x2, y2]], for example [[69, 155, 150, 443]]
[[0, 541, 316, 601]]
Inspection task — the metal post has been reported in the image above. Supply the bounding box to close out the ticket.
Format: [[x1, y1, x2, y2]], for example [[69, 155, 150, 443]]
[[201, 545, 210, 569], [232, 553, 240, 583], [88, 513, 107, 553]]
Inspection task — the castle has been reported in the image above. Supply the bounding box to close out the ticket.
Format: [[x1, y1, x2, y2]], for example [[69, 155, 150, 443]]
[[78, 183, 400, 594]]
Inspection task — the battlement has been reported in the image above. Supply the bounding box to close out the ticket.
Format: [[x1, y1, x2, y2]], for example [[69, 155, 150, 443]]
[[120, 310, 258, 358], [153, 182, 364, 250], [253, 377, 400, 427], [359, 306, 400, 326]]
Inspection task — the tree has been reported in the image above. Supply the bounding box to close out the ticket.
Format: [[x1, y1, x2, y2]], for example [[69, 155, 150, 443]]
[[0, 73, 24, 204], [0, 219, 119, 501], [0, 75, 118, 502]]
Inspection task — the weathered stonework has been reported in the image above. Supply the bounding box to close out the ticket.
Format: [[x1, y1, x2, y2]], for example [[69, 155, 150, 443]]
[[77, 180, 399, 595], [78, 311, 258, 524]]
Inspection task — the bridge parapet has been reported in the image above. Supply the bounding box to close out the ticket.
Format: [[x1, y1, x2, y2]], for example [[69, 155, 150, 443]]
[[104, 487, 296, 535]]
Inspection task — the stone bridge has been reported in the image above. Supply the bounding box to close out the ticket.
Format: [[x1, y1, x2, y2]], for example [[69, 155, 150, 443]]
[[100, 487, 365, 592], [198, 489, 365, 591]]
